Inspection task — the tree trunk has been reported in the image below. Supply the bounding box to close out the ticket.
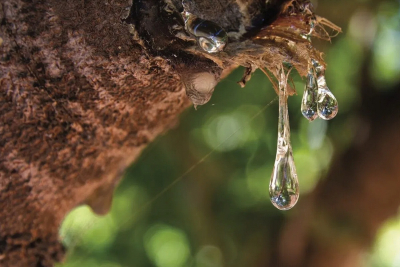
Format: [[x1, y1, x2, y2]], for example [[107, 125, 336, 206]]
[[0, 0, 192, 265], [0, 0, 350, 266], [0, 0, 274, 265]]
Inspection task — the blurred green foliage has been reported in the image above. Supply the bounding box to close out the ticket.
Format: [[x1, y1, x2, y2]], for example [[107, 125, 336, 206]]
[[369, 215, 400, 267], [58, 1, 400, 266]]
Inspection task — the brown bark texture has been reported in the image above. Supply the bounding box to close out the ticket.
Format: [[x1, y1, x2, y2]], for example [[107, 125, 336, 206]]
[[0, 0, 192, 265]]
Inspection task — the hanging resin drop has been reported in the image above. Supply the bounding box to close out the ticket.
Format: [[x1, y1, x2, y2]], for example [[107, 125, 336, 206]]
[[301, 69, 318, 121], [269, 70, 299, 210], [312, 60, 339, 120]]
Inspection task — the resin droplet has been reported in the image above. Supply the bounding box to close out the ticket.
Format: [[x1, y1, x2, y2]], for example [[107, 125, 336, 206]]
[[301, 70, 318, 121], [182, 72, 218, 108], [182, 11, 228, 53], [317, 86, 338, 120], [312, 60, 339, 120], [269, 70, 299, 210]]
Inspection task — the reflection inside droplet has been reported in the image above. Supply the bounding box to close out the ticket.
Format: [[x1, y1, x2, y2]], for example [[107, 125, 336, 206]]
[[317, 86, 339, 120], [311, 60, 339, 120], [270, 151, 299, 210]]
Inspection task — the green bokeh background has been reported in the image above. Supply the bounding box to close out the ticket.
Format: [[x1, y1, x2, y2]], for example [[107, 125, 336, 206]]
[[59, 0, 400, 266]]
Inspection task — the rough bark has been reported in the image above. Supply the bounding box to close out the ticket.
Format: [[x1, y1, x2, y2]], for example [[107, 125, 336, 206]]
[[0, 0, 191, 265]]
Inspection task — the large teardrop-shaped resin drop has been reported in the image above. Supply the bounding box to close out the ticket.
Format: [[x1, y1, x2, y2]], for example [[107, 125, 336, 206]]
[[270, 143, 299, 210], [269, 70, 299, 210]]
